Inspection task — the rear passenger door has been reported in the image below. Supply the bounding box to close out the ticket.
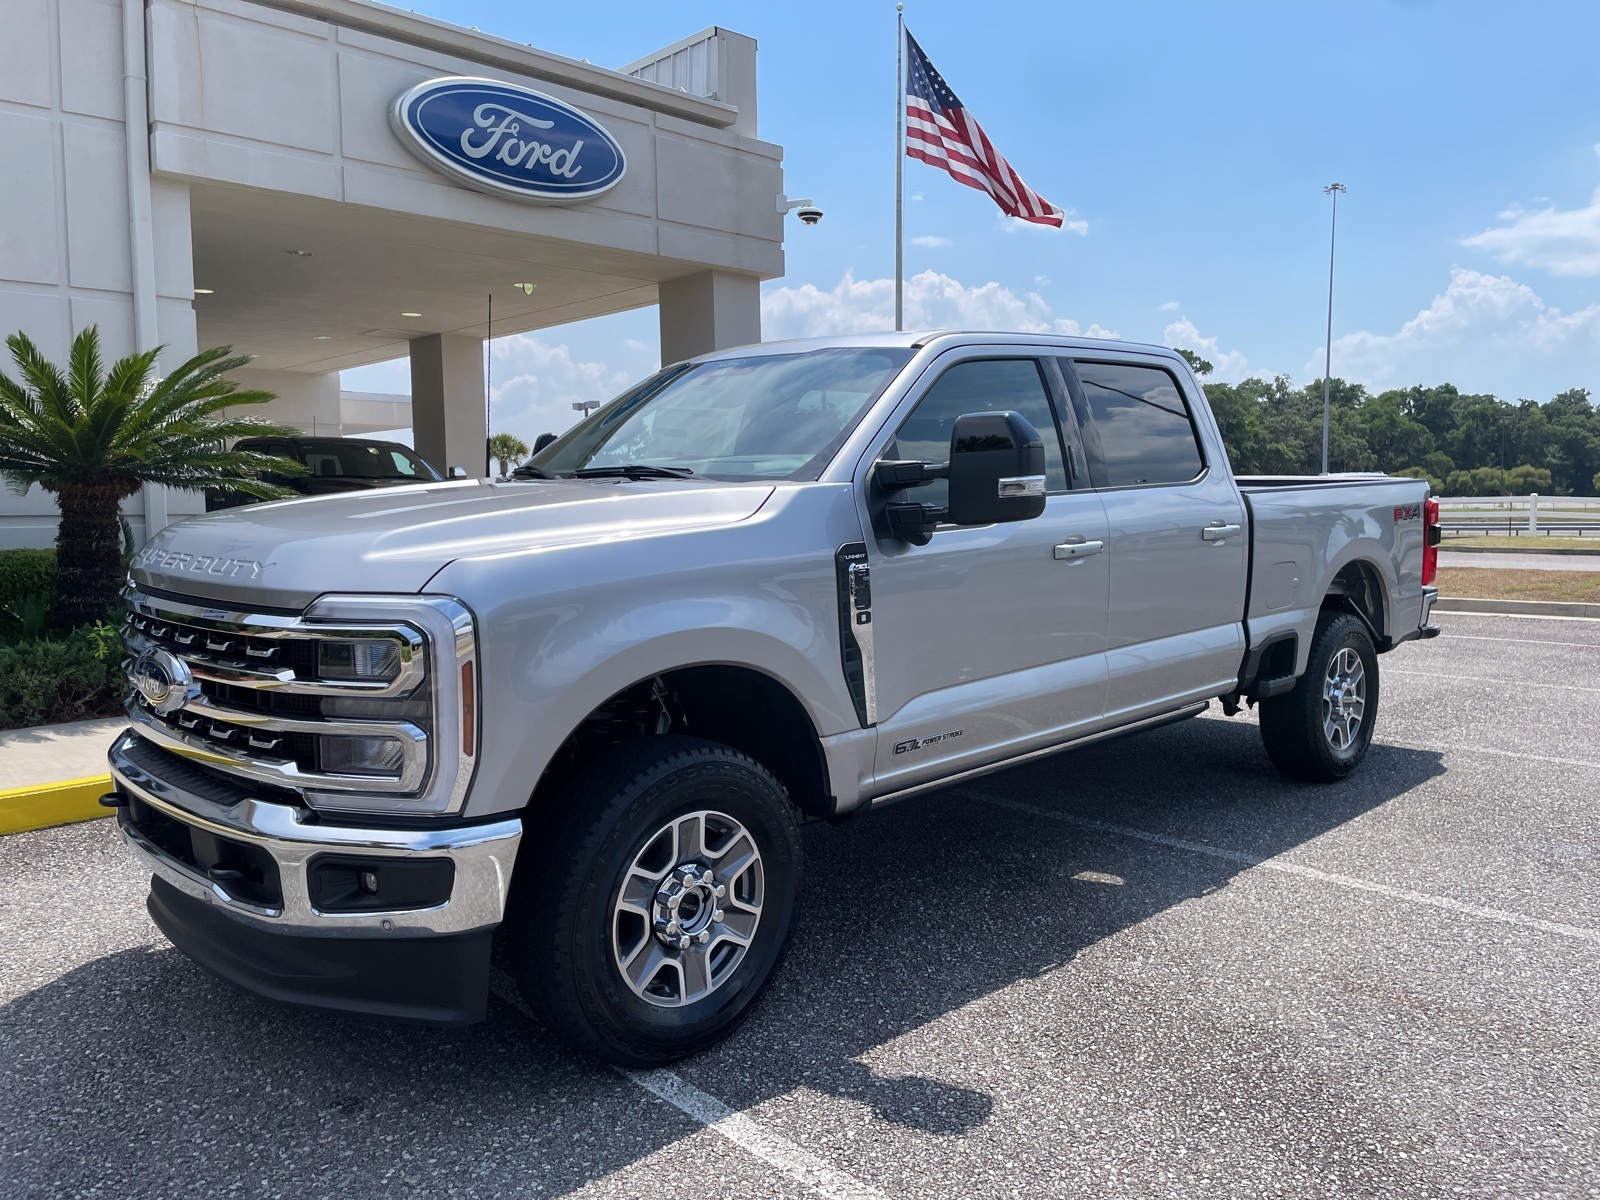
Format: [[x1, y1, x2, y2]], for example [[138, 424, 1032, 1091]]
[[1058, 357, 1247, 721]]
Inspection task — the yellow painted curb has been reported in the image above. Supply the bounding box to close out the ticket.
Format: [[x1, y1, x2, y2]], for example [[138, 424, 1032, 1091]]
[[0, 775, 114, 836]]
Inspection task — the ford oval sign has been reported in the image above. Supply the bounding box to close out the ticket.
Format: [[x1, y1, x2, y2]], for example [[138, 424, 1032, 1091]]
[[391, 76, 626, 203]]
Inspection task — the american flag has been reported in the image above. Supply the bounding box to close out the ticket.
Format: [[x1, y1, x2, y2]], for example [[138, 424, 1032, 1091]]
[[903, 29, 1064, 227]]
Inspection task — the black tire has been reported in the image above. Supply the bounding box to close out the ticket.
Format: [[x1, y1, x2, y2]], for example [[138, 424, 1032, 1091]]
[[1258, 611, 1380, 782], [506, 735, 802, 1066]]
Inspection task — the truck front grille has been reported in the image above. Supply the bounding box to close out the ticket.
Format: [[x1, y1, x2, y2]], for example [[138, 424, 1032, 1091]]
[[122, 589, 431, 795]]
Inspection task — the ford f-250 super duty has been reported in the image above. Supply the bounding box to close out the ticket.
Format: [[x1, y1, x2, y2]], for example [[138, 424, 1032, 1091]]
[[108, 332, 1441, 1064]]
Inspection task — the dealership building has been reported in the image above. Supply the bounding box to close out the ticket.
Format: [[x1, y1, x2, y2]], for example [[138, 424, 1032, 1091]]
[[0, 0, 786, 546]]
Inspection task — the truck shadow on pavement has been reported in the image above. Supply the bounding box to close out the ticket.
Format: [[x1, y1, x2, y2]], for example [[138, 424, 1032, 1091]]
[[1, 716, 1447, 1198]]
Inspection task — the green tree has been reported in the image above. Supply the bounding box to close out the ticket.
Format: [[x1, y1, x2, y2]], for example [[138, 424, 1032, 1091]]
[[1392, 466, 1443, 495], [1505, 464, 1551, 493], [1175, 348, 1213, 378], [489, 430, 531, 477], [0, 327, 302, 628]]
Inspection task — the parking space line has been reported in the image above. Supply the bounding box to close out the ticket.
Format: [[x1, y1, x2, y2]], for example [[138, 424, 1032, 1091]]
[[486, 972, 883, 1199], [1441, 633, 1600, 650], [1439, 611, 1600, 624], [1387, 740, 1600, 771], [624, 1069, 887, 1200], [1387, 668, 1600, 694], [977, 796, 1600, 946]]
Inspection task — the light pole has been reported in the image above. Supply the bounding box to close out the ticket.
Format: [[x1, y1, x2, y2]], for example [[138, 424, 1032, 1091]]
[[572, 400, 601, 418], [1320, 182, 1346, 475]]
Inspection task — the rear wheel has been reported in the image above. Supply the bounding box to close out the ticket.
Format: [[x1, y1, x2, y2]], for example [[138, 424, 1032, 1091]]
[[1259, 611, 1379, 782], [506, 736, 802, 1065]]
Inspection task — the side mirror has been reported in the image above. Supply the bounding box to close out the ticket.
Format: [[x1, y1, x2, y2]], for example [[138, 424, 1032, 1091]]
[[448, 466, 468, 479], [880, 410, 1047, 545], [945, 411, 1047, 526], [532, 432, 557, 452]]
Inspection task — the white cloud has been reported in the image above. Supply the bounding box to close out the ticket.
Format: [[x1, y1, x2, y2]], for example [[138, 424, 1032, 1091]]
[[910, 191, 925, 202], [1162, 318, 1252, 382], [489, 334, 656, 443], [1309, 267, 1600, 389], [1462, 185, 1600, 276], [1033, 275, 1052, 287], [1159, 300, 1180, 312], [910, 235, 952, 247], [998, 211, 1088, 236], [762, 270, 1118, 340]]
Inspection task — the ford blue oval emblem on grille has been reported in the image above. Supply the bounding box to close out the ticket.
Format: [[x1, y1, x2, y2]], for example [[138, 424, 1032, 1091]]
[[391, 76, 627, 203], [130, 648, 196, 717]]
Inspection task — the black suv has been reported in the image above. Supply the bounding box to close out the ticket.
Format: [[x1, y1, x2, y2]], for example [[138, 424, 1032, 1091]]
[[206, 437, 443, 511]]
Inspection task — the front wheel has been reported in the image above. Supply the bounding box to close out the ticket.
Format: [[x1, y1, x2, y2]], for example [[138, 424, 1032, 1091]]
[[1258, 611, 1380, 782], [506, 736, 802, 1065]]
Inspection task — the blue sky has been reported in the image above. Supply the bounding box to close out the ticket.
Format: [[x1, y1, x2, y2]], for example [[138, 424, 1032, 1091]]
[[346, 0, 1600, 444]]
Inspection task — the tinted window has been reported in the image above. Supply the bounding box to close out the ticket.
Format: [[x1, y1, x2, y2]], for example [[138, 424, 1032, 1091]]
[[1072, 361, 1203, 486], [884, 359, 1066, 506]]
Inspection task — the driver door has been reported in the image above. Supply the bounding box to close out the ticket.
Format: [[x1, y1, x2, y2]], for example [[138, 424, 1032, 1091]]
[[861, 352, 1110, 796]]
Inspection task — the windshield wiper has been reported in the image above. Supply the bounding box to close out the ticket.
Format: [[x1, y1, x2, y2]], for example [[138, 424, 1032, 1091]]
[[510, 463, 553, 479], [571, 464, 695, 480]]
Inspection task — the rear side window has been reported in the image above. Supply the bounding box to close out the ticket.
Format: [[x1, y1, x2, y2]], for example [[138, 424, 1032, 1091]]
[[1070, 361, 1204, 487], [884, 359, 1067, 506]]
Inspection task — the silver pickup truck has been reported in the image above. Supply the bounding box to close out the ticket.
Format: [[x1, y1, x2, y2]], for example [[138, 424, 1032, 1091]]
[[109, 332, 1440, 1064]]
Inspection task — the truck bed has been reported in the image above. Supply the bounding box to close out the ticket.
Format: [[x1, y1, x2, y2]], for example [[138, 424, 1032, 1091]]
[[1237, 473, 1431, 673]]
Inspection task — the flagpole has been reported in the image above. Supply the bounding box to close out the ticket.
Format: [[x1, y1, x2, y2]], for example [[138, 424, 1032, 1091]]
[[894, 4, 904, 332]]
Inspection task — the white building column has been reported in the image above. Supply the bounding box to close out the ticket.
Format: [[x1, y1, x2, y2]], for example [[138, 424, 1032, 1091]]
[[409, 333, 486, 478], [658, 271, 761, 366]]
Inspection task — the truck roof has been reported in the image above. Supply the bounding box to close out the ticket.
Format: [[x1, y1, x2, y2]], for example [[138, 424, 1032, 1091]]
[[689, 330, 1184, 364]]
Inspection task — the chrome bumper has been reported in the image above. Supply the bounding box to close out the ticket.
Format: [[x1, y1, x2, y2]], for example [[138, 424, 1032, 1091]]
[[110, 731, 520, 938]]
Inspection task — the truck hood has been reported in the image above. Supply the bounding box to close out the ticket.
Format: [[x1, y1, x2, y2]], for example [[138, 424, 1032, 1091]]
[[131, 478, 776, 609]]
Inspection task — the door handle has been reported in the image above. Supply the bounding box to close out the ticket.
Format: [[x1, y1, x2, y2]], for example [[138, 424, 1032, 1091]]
[[1054, 539, 1105, 559], [1202, 523, 1242, 542]]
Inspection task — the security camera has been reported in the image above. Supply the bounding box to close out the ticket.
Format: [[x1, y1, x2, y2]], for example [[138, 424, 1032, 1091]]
[[778, 195, 824, 226]]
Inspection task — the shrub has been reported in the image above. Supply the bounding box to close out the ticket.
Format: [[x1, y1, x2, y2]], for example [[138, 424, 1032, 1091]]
[[0, 548, 54, 612], [0, 621, 124, 730]]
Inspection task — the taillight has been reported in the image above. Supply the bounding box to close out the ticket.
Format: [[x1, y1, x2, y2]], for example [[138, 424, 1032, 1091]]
[[1422, 496, 1440, 585]]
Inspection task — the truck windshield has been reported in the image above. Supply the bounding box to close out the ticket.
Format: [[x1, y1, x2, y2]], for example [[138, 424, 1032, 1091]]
[[529, 348, 914, 482]]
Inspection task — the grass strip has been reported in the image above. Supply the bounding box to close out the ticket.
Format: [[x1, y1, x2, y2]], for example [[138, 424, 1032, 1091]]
[[1436, 568, 1600, 604]]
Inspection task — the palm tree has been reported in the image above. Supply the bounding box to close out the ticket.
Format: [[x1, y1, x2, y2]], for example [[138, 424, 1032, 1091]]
[[489, 430, 531, 478], [0, 327, 304, 629]]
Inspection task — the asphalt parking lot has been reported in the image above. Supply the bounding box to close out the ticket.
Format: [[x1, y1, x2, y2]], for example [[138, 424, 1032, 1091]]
[[3, 611, 1597, 1199]]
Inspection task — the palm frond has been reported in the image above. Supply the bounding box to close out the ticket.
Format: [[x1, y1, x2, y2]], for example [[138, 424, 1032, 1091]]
[[66, 325, 102, 424]]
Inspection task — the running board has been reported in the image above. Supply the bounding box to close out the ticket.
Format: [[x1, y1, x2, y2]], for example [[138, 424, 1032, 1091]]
[[867, 701, 1211, 810]]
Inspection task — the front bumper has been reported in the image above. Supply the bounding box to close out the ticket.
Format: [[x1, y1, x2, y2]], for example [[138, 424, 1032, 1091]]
[[109, 731, 522, 1022]]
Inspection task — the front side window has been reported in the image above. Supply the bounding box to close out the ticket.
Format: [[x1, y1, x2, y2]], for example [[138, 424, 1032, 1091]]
[[883, 358, 1067, 507], [531, 348, 914, 482], [1071, 361, 1204, 487]]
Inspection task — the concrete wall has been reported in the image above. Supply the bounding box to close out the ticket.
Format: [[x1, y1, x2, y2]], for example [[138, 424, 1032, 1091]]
[[0, 0, 202, 549], [227, 365, 348, 436]]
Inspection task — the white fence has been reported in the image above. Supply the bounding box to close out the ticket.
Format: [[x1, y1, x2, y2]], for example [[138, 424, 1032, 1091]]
[[1438, 494, 1600, 537]]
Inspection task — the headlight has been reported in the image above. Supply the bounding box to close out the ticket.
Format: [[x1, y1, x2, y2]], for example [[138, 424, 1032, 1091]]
[[318, 638, 405, 682], [321, 734, 409, 776], [301, 595, 480, 816]]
